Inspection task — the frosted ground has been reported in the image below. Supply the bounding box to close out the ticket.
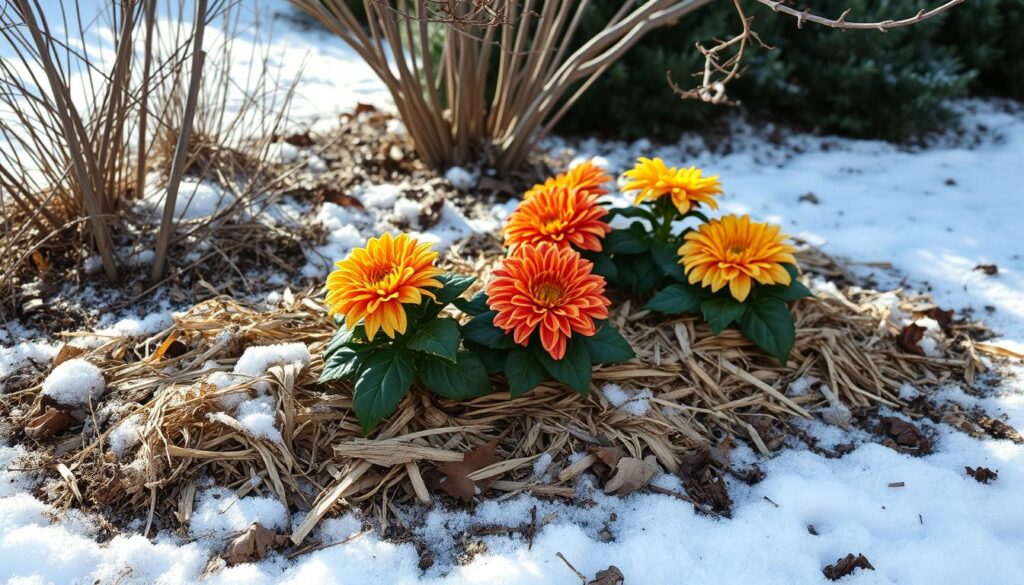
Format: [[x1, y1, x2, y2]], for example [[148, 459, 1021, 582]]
[[2, 2, 1024, 583]]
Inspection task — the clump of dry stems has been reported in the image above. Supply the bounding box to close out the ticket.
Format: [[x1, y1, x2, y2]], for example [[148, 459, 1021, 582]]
[[292, 0, 964, 170], [0, 0, 307, 316]]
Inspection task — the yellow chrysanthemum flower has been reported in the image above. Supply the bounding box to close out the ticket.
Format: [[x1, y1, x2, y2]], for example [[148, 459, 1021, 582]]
[[678, 214, 797, 303], [325, 233, 444, 340], [623, 157, 722, 215]]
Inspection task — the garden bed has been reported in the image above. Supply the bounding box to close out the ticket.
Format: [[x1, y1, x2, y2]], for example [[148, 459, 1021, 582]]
[[2, 242, 1011, 560]]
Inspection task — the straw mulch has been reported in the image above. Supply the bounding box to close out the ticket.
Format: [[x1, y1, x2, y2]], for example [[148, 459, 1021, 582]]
[[1, 244, 1005, 547]]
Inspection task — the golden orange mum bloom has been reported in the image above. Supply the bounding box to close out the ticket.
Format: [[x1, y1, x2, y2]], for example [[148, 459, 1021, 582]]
[[524, 161, 611, 200], [325, 233, 444, 340], [487, 243, 610, 360], [678, 214, 797, 303], [623, 157, 722, 215], [503, 184, 611, 252]]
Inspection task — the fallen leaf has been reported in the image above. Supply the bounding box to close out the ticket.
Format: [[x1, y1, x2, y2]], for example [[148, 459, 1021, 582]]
[[321, 188, 365, 210], [798, 192, 819, 204], [438, 441, 501, 502], [973, 264, 998, 276], [25, 407, 73, 440], [222, 523, 289, 565], [823, 553, 874, 581], [283, 132, 314, 147], [965, 466, 998, 484], [354, 102, 377, 116], [150, 331, 187, 362], [977, 415, 1023, 444], [603, 455, 658, 496], [418, 196, 445, 230], [590, 446, 625, 469], [913, 307, 955, 334], [52, 345, 86, 368], [877, 417, 931, 455], [31, 250, 50, 273], [589, 565, 625, 585], [898, 324, 927, 356]]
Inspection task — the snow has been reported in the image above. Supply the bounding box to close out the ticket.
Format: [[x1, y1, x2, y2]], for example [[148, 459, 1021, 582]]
[[601, 384, 653, 417], [444, 166, 478, 191], [107, 414, 143, 458], [2, 1, 1024, 582], [143, 177, 238, 221], [0, 340, 59, 379], [40, 359, 105, 407]]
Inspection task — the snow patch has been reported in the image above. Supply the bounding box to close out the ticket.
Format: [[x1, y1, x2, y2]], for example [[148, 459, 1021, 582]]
[[41, 359, 105, 406]]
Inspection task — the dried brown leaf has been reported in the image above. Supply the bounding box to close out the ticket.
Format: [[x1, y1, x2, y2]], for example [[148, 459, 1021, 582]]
[[322, 188, 365, 210], [877, 417, 931, 455], [590, 446, 625, 469], [913, 307, 955, 334], [977, 415, 1023, 444], [589, 565, 625, 585], [823, 553, 874, 581], [973, 264, 998, 276], [438, 441, 501, 502], [52, 345, 86, 368], [223, 523, 289, 566], [603, 455, 658, 496], [965, 466, 998, 484], [25, 407, 73, 440], [898, 324, 927, 356]]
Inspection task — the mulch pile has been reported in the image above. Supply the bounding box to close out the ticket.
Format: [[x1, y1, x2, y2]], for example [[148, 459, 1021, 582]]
[[1, 240, 1017, 555]]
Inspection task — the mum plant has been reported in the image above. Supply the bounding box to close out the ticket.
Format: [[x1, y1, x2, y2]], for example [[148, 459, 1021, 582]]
[[645, 214, 811, 363], [586, 157, 723, 295], [319, 233, 492, 432], [461, 242, 634, 397]]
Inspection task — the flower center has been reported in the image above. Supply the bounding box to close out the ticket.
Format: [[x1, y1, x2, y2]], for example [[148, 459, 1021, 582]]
[[533, 281, 564, 306], [539, 215, 567, 237], [367, 263, 406, 296]]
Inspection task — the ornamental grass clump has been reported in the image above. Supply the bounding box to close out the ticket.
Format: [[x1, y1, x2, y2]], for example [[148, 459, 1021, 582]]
[[320, 233, 493, 432]]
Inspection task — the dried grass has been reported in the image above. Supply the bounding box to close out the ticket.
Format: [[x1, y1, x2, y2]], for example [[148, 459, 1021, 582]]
[[0, 244, 998, 544]]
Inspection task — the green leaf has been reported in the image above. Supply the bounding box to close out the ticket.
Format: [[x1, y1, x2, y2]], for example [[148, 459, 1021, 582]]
[[604, 223, 651, 254], [464, 340, 507, 374], [700, 297, 748, 335], [582, 250, 618, 284], [650, 238, 685, 280], [738, 296, 796, 363], [453, 291, 489, 317], [419, 350, 493, 400], [582, 322, 635, 364], [646, 283, 706, 315], [504, 348, 548, 397], [319, 345, 364, 383], [755, 266, 812, 302], [462, 311, 517, 349], [406, 317, 460, 362], [535, 338, 592, 395], [323, 324, 365, 361], [629, 254, 662, 295], [352, 348, 415, 434], [433, 273, 476, 306]]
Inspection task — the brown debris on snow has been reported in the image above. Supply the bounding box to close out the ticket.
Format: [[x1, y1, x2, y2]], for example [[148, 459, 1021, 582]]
[[877, 417, 932, 455], [823, 553, 875, 580], [965, 466, 998, 484]]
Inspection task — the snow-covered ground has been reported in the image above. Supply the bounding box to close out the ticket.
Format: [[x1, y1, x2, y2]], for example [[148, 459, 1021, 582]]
[[3, 2, 1024, 583]]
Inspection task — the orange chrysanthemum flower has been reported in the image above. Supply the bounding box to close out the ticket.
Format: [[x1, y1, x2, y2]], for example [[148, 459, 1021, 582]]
[[678, 214, 797, 303], [503, 184, 611, 252], [623, 157, 722, 215], [524, 161, 611, 200], [487, 243, 610, 360], [325, 233, 444, 340]]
